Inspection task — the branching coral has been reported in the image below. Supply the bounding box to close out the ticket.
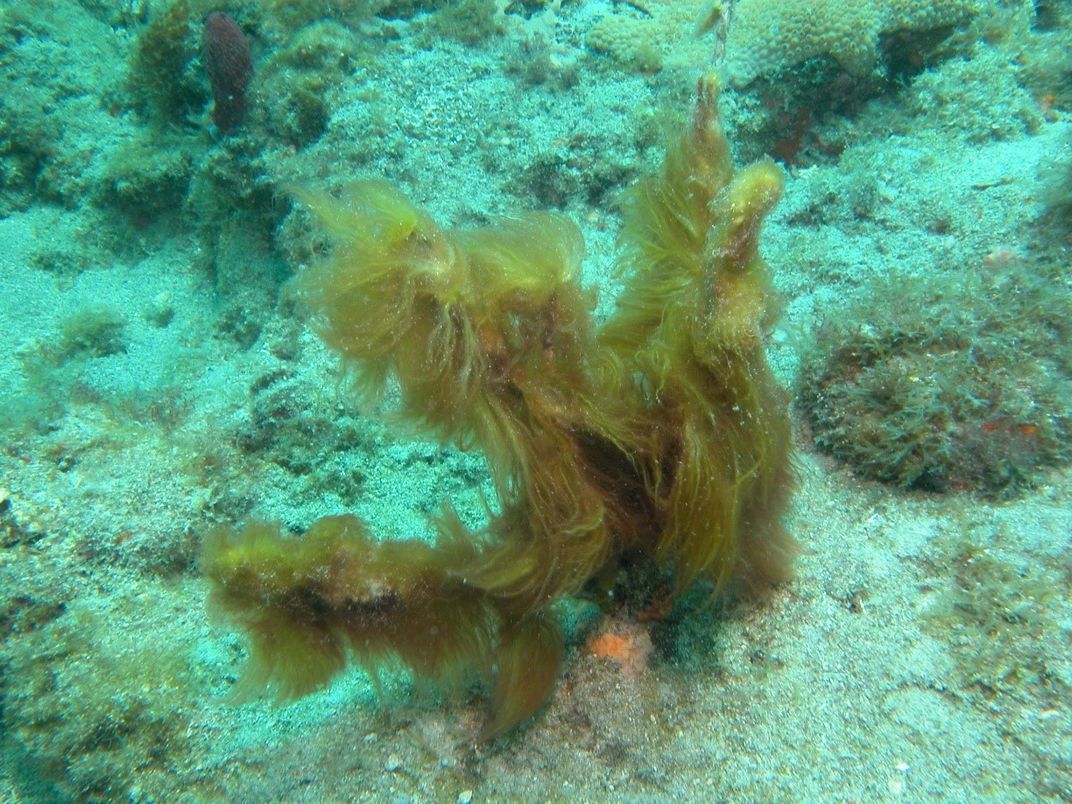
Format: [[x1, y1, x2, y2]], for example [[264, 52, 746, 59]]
[[202, 73, 795, 737]]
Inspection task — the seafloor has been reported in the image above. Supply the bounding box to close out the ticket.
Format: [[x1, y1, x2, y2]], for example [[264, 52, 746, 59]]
[[1, 1, 1070, 801]]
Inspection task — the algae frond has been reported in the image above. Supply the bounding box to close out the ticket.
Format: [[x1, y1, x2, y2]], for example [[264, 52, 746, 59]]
[[203, 73, 795, 737]]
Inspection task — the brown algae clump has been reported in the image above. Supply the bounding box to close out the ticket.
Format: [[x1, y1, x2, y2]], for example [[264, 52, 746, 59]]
[[203, 74, 796, 737]]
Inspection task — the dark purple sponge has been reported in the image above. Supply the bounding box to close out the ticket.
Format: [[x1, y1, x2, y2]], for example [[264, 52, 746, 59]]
[[202, 12, 252, 133]]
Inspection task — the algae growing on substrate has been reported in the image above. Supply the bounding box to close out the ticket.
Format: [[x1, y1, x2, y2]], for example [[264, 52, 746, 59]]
[[797, 261, 1072, 498], [202, 73, 796, 739], [2, 0, 1071, 798]]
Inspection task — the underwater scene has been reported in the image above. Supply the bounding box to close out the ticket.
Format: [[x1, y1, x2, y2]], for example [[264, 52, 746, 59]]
[[1, 0, 1070, 800]]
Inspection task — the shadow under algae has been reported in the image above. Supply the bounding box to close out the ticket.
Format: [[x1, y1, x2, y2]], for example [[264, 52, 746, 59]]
[[201, 73, 796, 739]]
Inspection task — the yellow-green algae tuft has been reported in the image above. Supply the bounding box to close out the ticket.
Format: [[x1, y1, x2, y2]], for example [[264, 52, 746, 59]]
[[203, 73, 796, 738]]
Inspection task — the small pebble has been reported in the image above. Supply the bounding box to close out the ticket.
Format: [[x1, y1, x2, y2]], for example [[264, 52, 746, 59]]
[[457, 791, 473, 804], [385, 753, 403, 772]]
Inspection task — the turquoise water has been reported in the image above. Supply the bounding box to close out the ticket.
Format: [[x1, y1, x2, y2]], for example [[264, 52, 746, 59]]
[[1, 1, 1070, 800]]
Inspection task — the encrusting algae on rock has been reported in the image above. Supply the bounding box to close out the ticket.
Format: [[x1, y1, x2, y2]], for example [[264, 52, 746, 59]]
[[201, 73, 796, 738]]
